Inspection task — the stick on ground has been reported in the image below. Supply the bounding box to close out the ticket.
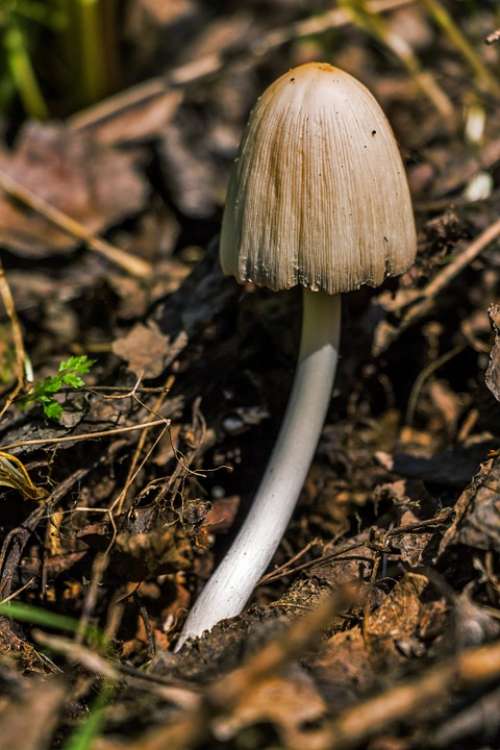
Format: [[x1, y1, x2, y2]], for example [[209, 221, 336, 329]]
[[0, 170, 152, 279]]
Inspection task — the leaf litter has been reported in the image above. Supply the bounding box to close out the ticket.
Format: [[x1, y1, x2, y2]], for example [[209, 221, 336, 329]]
[[0, 2, 499, 749]]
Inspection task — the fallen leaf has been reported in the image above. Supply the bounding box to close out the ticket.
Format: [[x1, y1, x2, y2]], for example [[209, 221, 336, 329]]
[[457, 454, 500, 552], [202, 496, 240, 533], [212, 667, 329, 749], [112, 322, 170, 378], [81, 91, 183, 146], [0, 451, 47, 500], [309, 626, 374, 709], [0, 678, 65, 750], [485, 303, 500, 401], [364, 573, 428, 668], [160, 116, 222, 218], [0, 122, 147, 257]]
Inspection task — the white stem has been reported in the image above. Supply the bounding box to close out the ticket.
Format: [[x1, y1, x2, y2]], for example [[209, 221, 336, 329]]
[[176, 290, 341, 649]]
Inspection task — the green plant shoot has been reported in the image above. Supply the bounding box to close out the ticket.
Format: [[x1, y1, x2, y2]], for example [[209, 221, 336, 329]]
[[21, 354, 96, 421]]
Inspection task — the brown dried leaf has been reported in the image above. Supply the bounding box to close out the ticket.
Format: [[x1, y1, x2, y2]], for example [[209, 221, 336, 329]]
[[392, 511, 434, 567], [0, 451, 47, 500], [202, 496, 240, 533], [0, 679, 65, 750], [85, 91, 183, 146], [114, 527, 193, 579], [364, 573, 428, 667], [160, 118, 222, 218], [485, 303, 500, 401], [212, 668, 328, 749], [309, 626, 374, 709], [0, 123, 147, 257], [457, 454, 500, 552], [112, 322, 169, 378]]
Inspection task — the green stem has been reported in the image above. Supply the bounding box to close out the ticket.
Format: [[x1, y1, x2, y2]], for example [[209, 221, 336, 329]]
[[4, 23, 48, 119], [77, 0, 108, 104], [421, 0, 500, 96]]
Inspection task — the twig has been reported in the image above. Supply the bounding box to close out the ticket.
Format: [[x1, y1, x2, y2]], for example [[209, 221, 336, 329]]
[[0, 260, 27, 421], [106, 420, 169, 548], [405, 343, 466, 425], [404, 216, 500, 327], [375, 217, 500, 354], [258, 541, 370, 585], [0, 170, 152, 279], [0, 576, 35, 604], [34, 630, 201, 706], [35, 630, 118, 680], [68, 0, 416, 132], [435, 455, 495, 561], [111, 375, 174, 515], [423, 217, 500, 300], [0, 418, 168, 451], [258, 539, 319, 585]]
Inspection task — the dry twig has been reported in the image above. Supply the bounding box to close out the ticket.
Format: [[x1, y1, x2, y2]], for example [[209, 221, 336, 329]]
[[111, 375, 174, 515], [0, 170, 152, 279], [375, 217, 500, 353], [0, 260, 27, 421], [0, 419, 168, 451]]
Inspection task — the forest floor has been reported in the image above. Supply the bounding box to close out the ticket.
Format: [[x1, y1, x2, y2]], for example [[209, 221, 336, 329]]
[[0, 2, 499, 749]]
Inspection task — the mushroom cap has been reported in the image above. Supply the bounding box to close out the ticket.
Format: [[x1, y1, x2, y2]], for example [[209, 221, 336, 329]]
[[220, 62, 417, 294]]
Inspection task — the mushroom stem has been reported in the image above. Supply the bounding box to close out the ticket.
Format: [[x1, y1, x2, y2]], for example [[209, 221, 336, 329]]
[[176, 290, 341, 649]]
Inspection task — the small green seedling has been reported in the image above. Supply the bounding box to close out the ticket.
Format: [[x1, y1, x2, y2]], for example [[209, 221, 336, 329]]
[[21, 354, 95, 421]]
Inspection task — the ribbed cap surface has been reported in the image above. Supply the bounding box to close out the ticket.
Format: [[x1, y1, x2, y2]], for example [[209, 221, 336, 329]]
[[220, 62, 416, 294]]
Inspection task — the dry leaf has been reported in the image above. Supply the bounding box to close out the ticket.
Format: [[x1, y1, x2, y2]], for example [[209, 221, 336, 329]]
[[112, 322, 169, 378], [202, 496, 240, 533], [212, 668, 329, 749], [457, 454, 500, 552], [309, 626, 374, 709], [0, 123, 147, 257], [84, 91, 183, 146], [485, 304, 500, 402], [364, 573, 428, 667], [0, 679, 65, 750], [0, 451, 47, 500]]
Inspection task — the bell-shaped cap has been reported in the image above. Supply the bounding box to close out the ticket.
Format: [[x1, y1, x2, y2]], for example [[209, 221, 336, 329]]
[[220, 62, 417, 294]]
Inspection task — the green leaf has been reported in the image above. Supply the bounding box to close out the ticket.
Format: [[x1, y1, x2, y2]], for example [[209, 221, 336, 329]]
[[39, 376, 63, 393], [0, 600, 104, 646], [62, 373, 85, 389], [20, 354, 95, 422], [59, 355, 95, 375], [43, 400, 63, 420]]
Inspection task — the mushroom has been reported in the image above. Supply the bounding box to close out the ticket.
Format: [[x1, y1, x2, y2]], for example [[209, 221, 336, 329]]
[[177, 62, 416, 648]]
